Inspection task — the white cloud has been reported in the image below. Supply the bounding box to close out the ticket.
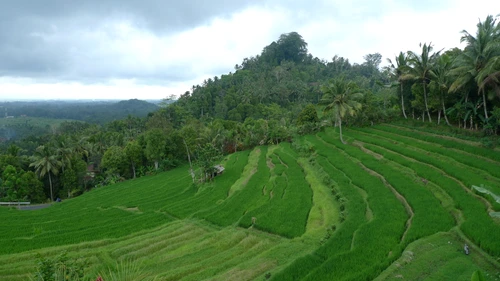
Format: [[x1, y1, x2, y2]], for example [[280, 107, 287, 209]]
[[0, 0, 498, 100]]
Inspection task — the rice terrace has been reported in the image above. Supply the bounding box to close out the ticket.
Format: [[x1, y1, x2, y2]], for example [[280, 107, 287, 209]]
[[3, 4, 500, 280], [1, 124, 499, 280]]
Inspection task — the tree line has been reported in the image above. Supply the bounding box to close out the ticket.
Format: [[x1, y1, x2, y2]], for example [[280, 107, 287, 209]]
[[0, 15, 499, 203], [385, 15, 500, 131]]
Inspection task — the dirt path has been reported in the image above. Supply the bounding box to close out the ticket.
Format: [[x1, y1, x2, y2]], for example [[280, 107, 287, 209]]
[[353, 141, 383, 160], [18, 203, 52, 210]]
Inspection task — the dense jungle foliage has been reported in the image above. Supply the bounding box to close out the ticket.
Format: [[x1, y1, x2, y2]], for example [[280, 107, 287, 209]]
[[1, 15, 500, 203]]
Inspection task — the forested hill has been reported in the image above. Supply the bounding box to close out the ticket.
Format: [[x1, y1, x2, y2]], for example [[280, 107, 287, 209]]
[[1, 17, 500, 280], [172, 28, 500, 134], [0, 99, 159, 124], [1, 18, 500, 205], [173, 32, 391, 124]]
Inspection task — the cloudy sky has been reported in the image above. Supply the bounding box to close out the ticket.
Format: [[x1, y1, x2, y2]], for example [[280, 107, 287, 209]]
[[0, 0, 498, 101]]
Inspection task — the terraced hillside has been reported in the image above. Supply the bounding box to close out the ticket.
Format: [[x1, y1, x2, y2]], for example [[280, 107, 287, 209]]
[[1, 124, 499, 280]]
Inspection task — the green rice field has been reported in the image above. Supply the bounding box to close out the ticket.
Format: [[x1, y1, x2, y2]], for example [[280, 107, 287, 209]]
[[1, 124, 499, 280]]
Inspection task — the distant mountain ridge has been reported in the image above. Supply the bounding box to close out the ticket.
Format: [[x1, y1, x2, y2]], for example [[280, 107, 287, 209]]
[[0, 99, 159, 124]]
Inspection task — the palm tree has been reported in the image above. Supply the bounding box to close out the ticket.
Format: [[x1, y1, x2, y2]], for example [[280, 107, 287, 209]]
[[408, 43, 442, 122], [54, 136, 74, 173], [387, 52, 412, 119], [478, 57, 500, 100], [320, 78, 363, 144], [430, 54, 453, 125], [450, 15, 500, 120], [30, 145, 62, 202], [72, 135, 90, 164]]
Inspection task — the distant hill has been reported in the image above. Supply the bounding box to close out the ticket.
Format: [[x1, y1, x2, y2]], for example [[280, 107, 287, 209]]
[[0, 116, 82, 142], [0, 99, 159, 124]]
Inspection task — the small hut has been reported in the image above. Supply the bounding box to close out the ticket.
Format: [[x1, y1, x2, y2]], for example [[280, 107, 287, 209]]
[[213, 165, 225, 176]]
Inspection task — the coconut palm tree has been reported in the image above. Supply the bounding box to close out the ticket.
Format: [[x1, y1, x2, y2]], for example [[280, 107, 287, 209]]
[[430, 54, 453, 125], [320, 78, 363, 144], [450, 15, 500, 120], [54, 136, 74, 173], [387, 52, 412, 119], [408, 43, 442, 122], [478, 57, 500, 100], [30, 145, 62, 202]]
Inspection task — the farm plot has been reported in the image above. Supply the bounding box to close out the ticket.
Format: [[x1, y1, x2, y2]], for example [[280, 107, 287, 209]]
[[160, 150, 251, 219], [1, 123, 500, 281], [319, 130, 456, 243], [193, 146, 275, 227], [239, 143, 312, 238], [380, 124, 500, 162], [0, 219, 313, 281], [343, 127, 500, 257], [367, 125, 500, 199], [375, 231, 500, 281], [0, 151, 249, 255], [0, 147, 318, 280], [273, 134, 408, 281]]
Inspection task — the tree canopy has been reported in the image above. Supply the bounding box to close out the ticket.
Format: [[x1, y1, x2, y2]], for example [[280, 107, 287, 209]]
[[2, 15, 500, 201]]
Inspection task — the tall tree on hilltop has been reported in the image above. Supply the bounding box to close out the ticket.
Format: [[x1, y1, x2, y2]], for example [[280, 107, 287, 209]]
[[321, 78, 363, 144], [261, 32, 308, 65], [30, 145, 62, 202], [408, 42, 442, 122], [277, 32, 308, 63], [450, 15, 500, 120]]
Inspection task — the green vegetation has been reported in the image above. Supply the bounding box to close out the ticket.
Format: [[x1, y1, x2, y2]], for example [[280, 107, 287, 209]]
[[0, 99, 158, 125], [0, 116, 81, 142], [239, 143, 312, 238], [1, 13, 500, 281], [375, 231, 500, 281], [1, 125, 500, 280], [343, 125, 500, 257]]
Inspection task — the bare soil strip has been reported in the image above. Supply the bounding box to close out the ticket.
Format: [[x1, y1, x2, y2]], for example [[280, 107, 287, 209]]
[[353, 140, 383, 160]]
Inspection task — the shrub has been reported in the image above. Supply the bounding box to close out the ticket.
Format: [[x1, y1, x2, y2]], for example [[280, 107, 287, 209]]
[[32, 252, 87, 281]]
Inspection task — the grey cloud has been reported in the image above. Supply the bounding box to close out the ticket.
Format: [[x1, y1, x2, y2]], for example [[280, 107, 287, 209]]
[[0, 0, 451, 85], [0, 0, 255, 82], [0, 1, 256, 32]]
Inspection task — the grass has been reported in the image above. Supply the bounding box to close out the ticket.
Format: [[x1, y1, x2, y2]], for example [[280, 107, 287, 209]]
[[374, 230, 500, 281], [350, 126, 500, 210], [343, 126, 500, 257], [297, 155, 339, 242], [1, 123, 500, 280], [320, 130, 455, 243], [0, 219, 310, 281], [239, 143, 313, 238]]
